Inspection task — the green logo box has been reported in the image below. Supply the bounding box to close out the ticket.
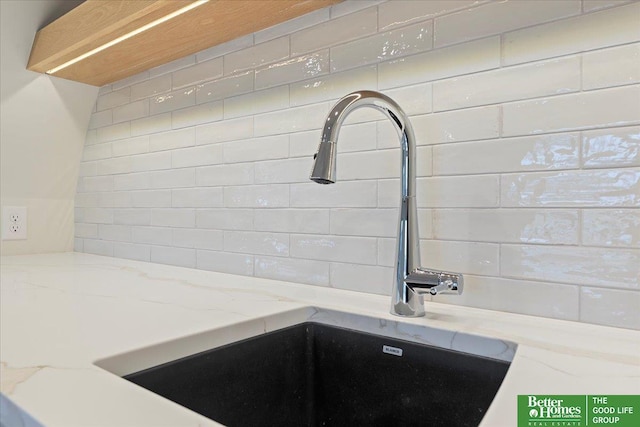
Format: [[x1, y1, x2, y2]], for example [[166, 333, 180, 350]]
[[518, 395, 640, 427]]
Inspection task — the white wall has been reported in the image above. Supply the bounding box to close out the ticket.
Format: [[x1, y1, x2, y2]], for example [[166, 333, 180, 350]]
[[75, 0, 640, 330], [0, 0, 98, 255]]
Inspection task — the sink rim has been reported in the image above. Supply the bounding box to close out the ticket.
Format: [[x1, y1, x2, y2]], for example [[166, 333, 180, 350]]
[[94, 306, 518, 377]]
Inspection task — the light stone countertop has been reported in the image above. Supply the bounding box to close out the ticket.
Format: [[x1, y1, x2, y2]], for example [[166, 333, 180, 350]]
[[1, 253, 638, 427]]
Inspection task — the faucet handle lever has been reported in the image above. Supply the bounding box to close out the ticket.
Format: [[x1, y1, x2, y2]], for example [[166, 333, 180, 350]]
[[406, 268, 464, 296]]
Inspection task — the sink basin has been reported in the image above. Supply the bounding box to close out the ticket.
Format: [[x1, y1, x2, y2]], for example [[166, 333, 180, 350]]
[[110, 309, 514, 427]]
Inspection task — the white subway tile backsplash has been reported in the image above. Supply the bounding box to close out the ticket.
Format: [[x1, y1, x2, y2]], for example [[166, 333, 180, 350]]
[[254, 103, 329, 137], [76, 0, 640, 330], [255, 256, 330, 286], [582, 209, 640, 248], [97, 87, 130, 111], [99, 191, 131, 208], [130, 151, 172, 172], [97, 122, 130, 143], [223, 86, 289, 119], [196, 209, 253, 231], [420, 240, 499, 276], [379, 36, 501, 89], [75, 223, 98, 238], [113, 209, 151, 226], [149, 128, 195, 152], [151, 245, 196, 268], [149, 55, 196, 78], [171, 188, 224, 208], [291, 181, 377, 208], [378, 0, 476, 31], [196, 163, 254, 186], [582, 43, 640, 90], [254, 209, 330, 234], [254, 158, 313, 184], [330, 263, 393, 295], [291, 7, 377, 56], [582, 126, 640, 169], [416, 175, 500, 208], [83, 143, 112, 161], [195, 71, 254, 104], [172, 58, 223, 89], [88, 110, 112, 130], [291, 234, 377, 264], [83, 208, 114, 224], [130, 190, 172, 208], [337, 149, 400, 180], [581, 287, 640, 330], [80, 176, 114, 193], [224, 231, 289, 256], [330, 0, 384, 19], [435, 275, 580, 321], [147, 169, 196, 189], [171, 101, 223, 129], [433, 56, 581, 111], [196, 116, 253, 145], [111, 71, 149, 91], [224, 184, 289, 208], [111, 136, 149, 157], [501, 169, 640, 207], [83, 239, 114, 257], [503, 86, 640, 136], [197, 250, 254, 275], [290, 122, 377, 157], [330, 208, 397, 237], [131, 74, 172, 100], [150, 88, 196, 116], [197, 35, 254, 63], [224, 36, 289, 75], [151, 209, 195, 228], [133, 226, 173, 245], [256, 50, 330, 89], [411, 105, 500, 145], [97, 157, 132, 175], [94, 191, 133, 208], [433, 209, 579, 244], [502, 244, 639, 289], [130, 113, 172, 137], [255, 9, 329, 45], [113, 242, 150, 262], [503, 2, 640, 65], [172, 144, 224, 168], [75, 193, 99, 208], [331, 21, 433, 72], [223, 135, 289, 163], [582, 0, 633, 13], [112, 99, 149, 123], [172, 228, 224, 251], [433, 133, 580, 175], [98, 224, 132, 242], [383, 84, 433, 116], [113, 173, 150, 191], [434, 0, 580, 47]]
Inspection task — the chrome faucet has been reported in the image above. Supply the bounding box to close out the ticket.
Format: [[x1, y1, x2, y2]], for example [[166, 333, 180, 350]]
[[310, 90, 463, 317]]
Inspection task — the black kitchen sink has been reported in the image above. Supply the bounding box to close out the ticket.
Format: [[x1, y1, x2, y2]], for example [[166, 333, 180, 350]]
[[124, 322, 510, 427]]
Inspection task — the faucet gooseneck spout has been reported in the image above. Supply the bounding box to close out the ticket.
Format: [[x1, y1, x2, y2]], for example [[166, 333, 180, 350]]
[[310, 90, 463, 317]]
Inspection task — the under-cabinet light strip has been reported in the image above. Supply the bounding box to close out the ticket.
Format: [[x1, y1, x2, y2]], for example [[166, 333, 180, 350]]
[[46, 0, 209, 75]]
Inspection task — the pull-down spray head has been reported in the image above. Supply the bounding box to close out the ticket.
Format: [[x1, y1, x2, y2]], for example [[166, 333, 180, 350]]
[[310, 140, 337, 184]]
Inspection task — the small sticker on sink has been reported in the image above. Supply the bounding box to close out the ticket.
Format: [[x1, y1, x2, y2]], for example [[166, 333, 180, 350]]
[[383, 345, 403, 357]]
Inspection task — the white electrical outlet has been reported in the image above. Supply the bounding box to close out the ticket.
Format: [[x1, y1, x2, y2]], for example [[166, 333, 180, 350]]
[[2, 206, 27, 240]]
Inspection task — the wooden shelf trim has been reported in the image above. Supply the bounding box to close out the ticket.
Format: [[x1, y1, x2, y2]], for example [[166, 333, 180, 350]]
[[27, 0, 341, 87]]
